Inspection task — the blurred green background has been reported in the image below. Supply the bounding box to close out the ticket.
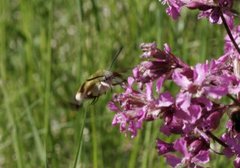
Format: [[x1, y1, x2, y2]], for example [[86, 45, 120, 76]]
[[1, 0, 239, 167]]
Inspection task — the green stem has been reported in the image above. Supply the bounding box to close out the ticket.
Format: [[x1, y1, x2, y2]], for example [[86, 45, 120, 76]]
[[220, 11, 240, 54], [91, 106, 98, 168], [44, 0, 53, 166], [72, 107, 87, 168]]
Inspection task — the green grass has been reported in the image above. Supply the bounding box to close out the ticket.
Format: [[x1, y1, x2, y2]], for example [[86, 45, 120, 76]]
[[1, 0, 239, 167]]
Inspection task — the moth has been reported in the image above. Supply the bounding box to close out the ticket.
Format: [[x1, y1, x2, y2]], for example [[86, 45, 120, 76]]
[[75, 47, 125, 105]]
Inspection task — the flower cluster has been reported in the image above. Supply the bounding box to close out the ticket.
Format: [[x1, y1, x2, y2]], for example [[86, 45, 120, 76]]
[[160, 0, 234, 28], [108, 0, 240, 167], [109, 41, 240, 167]]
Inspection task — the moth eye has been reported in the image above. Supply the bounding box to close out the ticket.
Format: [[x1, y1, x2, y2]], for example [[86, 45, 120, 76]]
[[87, 91, 92, 95]]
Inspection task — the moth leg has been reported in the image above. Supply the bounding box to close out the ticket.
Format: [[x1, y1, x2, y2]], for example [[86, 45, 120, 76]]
[[91, 97, 99, 104], [91, 98, 96, 104], [95, 97, 98, 103], [112, 79, 127, 86]]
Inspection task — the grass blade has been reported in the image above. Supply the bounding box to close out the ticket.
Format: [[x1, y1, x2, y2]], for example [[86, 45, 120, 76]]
[[72, 107, 87, 168]]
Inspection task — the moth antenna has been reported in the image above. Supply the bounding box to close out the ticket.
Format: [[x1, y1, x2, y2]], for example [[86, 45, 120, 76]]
[[109, 46, 123, 70]]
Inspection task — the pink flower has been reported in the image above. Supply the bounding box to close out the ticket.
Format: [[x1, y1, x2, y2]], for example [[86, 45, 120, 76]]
[[163, 137, 210, 167], [108, 42, 240, 167], [159, 0, 234, 27]]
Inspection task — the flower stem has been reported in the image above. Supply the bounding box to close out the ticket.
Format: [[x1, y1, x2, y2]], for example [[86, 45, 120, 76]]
[[206, 130, 228, 148], [220, 11, 240, 54]]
